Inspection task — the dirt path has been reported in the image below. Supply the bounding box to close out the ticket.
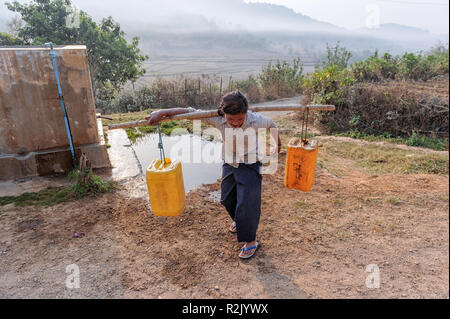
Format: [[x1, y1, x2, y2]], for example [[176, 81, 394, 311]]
[[0, 109, 448, 299]]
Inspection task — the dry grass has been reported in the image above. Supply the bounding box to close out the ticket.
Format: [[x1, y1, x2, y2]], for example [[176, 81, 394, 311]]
[[317, 78, 449, 140], [318, 139, 449, 176]]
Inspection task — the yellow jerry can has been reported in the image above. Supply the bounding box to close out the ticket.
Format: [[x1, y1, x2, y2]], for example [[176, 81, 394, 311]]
[[284, 138, 319, 192], [146, 158, 186, 217]]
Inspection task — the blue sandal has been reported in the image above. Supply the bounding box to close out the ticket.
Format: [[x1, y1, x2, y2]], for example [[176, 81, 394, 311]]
[[239, 242, 260, 259]]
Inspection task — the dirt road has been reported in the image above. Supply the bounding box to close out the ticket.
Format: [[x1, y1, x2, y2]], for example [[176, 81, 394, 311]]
[[0, 112, 448, 299]]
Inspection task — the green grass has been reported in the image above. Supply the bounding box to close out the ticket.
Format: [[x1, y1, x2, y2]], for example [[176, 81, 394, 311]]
[[0, 172, 117, 208], [125, 128, 145, 142], [294, 200, 310, 209], [105, 108, 219, 143], [104, 131, 111, 149], [104, 109, 154, 127], [125, 121, 181, 142], [0, 186, 69, 207], [104, 109, 194, 143], [335, 130, 448, 151], [405, 131, 448, 151], [386, 196, 403, 206]]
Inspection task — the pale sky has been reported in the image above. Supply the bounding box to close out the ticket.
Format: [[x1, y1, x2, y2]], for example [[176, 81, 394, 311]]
[[1, 0, 448, 36], [245, 0, 449, 35]]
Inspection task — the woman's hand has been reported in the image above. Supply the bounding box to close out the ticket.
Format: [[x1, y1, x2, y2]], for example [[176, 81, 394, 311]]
[[145, 111, 167, 126], [146, 108, 192, 126]]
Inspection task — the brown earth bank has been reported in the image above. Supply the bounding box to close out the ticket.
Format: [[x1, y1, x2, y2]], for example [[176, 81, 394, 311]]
[[0, 146, 448, 298]]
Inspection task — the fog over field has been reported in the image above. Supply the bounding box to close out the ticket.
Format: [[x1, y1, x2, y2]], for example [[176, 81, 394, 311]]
[[0, 0, 448, 81]]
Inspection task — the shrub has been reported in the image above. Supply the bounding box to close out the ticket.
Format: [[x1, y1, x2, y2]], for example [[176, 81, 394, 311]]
[[114, 91, 138, 113], [311, 81, 449, 139], [258, 58, 304, 100], [303, 65, 355, 107], [351, 45, 449, 83], [406, 131, 448, 150], [229, 75, 262, 103], [430, 44, 449, 75], [323, 42, 352, 70], [398, 52, 439, 81], [135, 86, 154, 110], [304, 44, 449, 143], [352, 51, 399, 82]]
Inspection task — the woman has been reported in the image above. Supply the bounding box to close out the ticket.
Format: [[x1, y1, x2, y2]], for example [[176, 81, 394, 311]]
[[147, 90, 281, 259]]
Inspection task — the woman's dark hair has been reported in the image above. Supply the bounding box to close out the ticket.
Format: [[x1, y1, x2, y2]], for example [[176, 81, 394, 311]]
[[218, 90, 248, 117]]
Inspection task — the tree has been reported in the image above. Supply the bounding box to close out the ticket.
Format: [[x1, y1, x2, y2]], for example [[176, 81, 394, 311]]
[[6, 0, 79, 44], [5, 0, 148, 97], [0, 31, 23, 45], [323, 42, 352, 70], [6, 16, 25, 37], [259, 58, 304, 98]]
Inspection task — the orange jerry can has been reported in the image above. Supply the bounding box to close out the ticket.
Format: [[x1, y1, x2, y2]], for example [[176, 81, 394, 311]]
[[284, 138, 319, 192], [146, 158, 186, 217]]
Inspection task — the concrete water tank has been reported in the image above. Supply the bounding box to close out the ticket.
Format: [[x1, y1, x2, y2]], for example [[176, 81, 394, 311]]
[[0, 45, 111, 181]]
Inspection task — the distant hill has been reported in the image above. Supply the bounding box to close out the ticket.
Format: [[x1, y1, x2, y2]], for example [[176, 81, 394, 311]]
[[0, 0, 445, 56], [356, 23, 443, 51], [221, 1, 339, 32], [359, 23, 430, 36], [64, 0, 338, 33]]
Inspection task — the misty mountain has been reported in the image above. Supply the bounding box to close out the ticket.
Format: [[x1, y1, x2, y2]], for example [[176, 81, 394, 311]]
[[65, 0, 339, 33], [355, 23, 443, 52], [67, 0, 442, 55], [358, 23, 430, 39], [0, 0, 446, 57]]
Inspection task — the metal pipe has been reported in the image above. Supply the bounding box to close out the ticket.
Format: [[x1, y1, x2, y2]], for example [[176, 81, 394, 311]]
[[46, 42, 76, 166], [97, 115, 114, 121], [108, 104, 336, 130]]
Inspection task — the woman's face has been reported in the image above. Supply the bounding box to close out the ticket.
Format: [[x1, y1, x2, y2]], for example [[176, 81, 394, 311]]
[[225, 113, 247, 128]]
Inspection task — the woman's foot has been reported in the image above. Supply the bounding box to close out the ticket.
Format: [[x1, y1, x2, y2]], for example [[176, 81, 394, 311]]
[[229, 221, 237, 233], [239, 241, 259, 259]]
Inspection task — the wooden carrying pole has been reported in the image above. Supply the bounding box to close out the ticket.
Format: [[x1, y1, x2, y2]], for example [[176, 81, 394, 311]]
[[108, 105, 336, 130]]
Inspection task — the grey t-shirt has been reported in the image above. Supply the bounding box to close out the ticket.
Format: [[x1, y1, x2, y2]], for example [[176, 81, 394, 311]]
[[188, 108, 277, 167]]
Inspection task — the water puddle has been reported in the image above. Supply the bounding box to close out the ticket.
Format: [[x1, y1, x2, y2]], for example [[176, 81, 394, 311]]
[[132, 134, 223, 193]]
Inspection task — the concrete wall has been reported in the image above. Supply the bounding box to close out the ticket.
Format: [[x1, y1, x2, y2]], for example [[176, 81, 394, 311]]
[[0, 45, 110, 181], [0, 45, 99, 155]]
